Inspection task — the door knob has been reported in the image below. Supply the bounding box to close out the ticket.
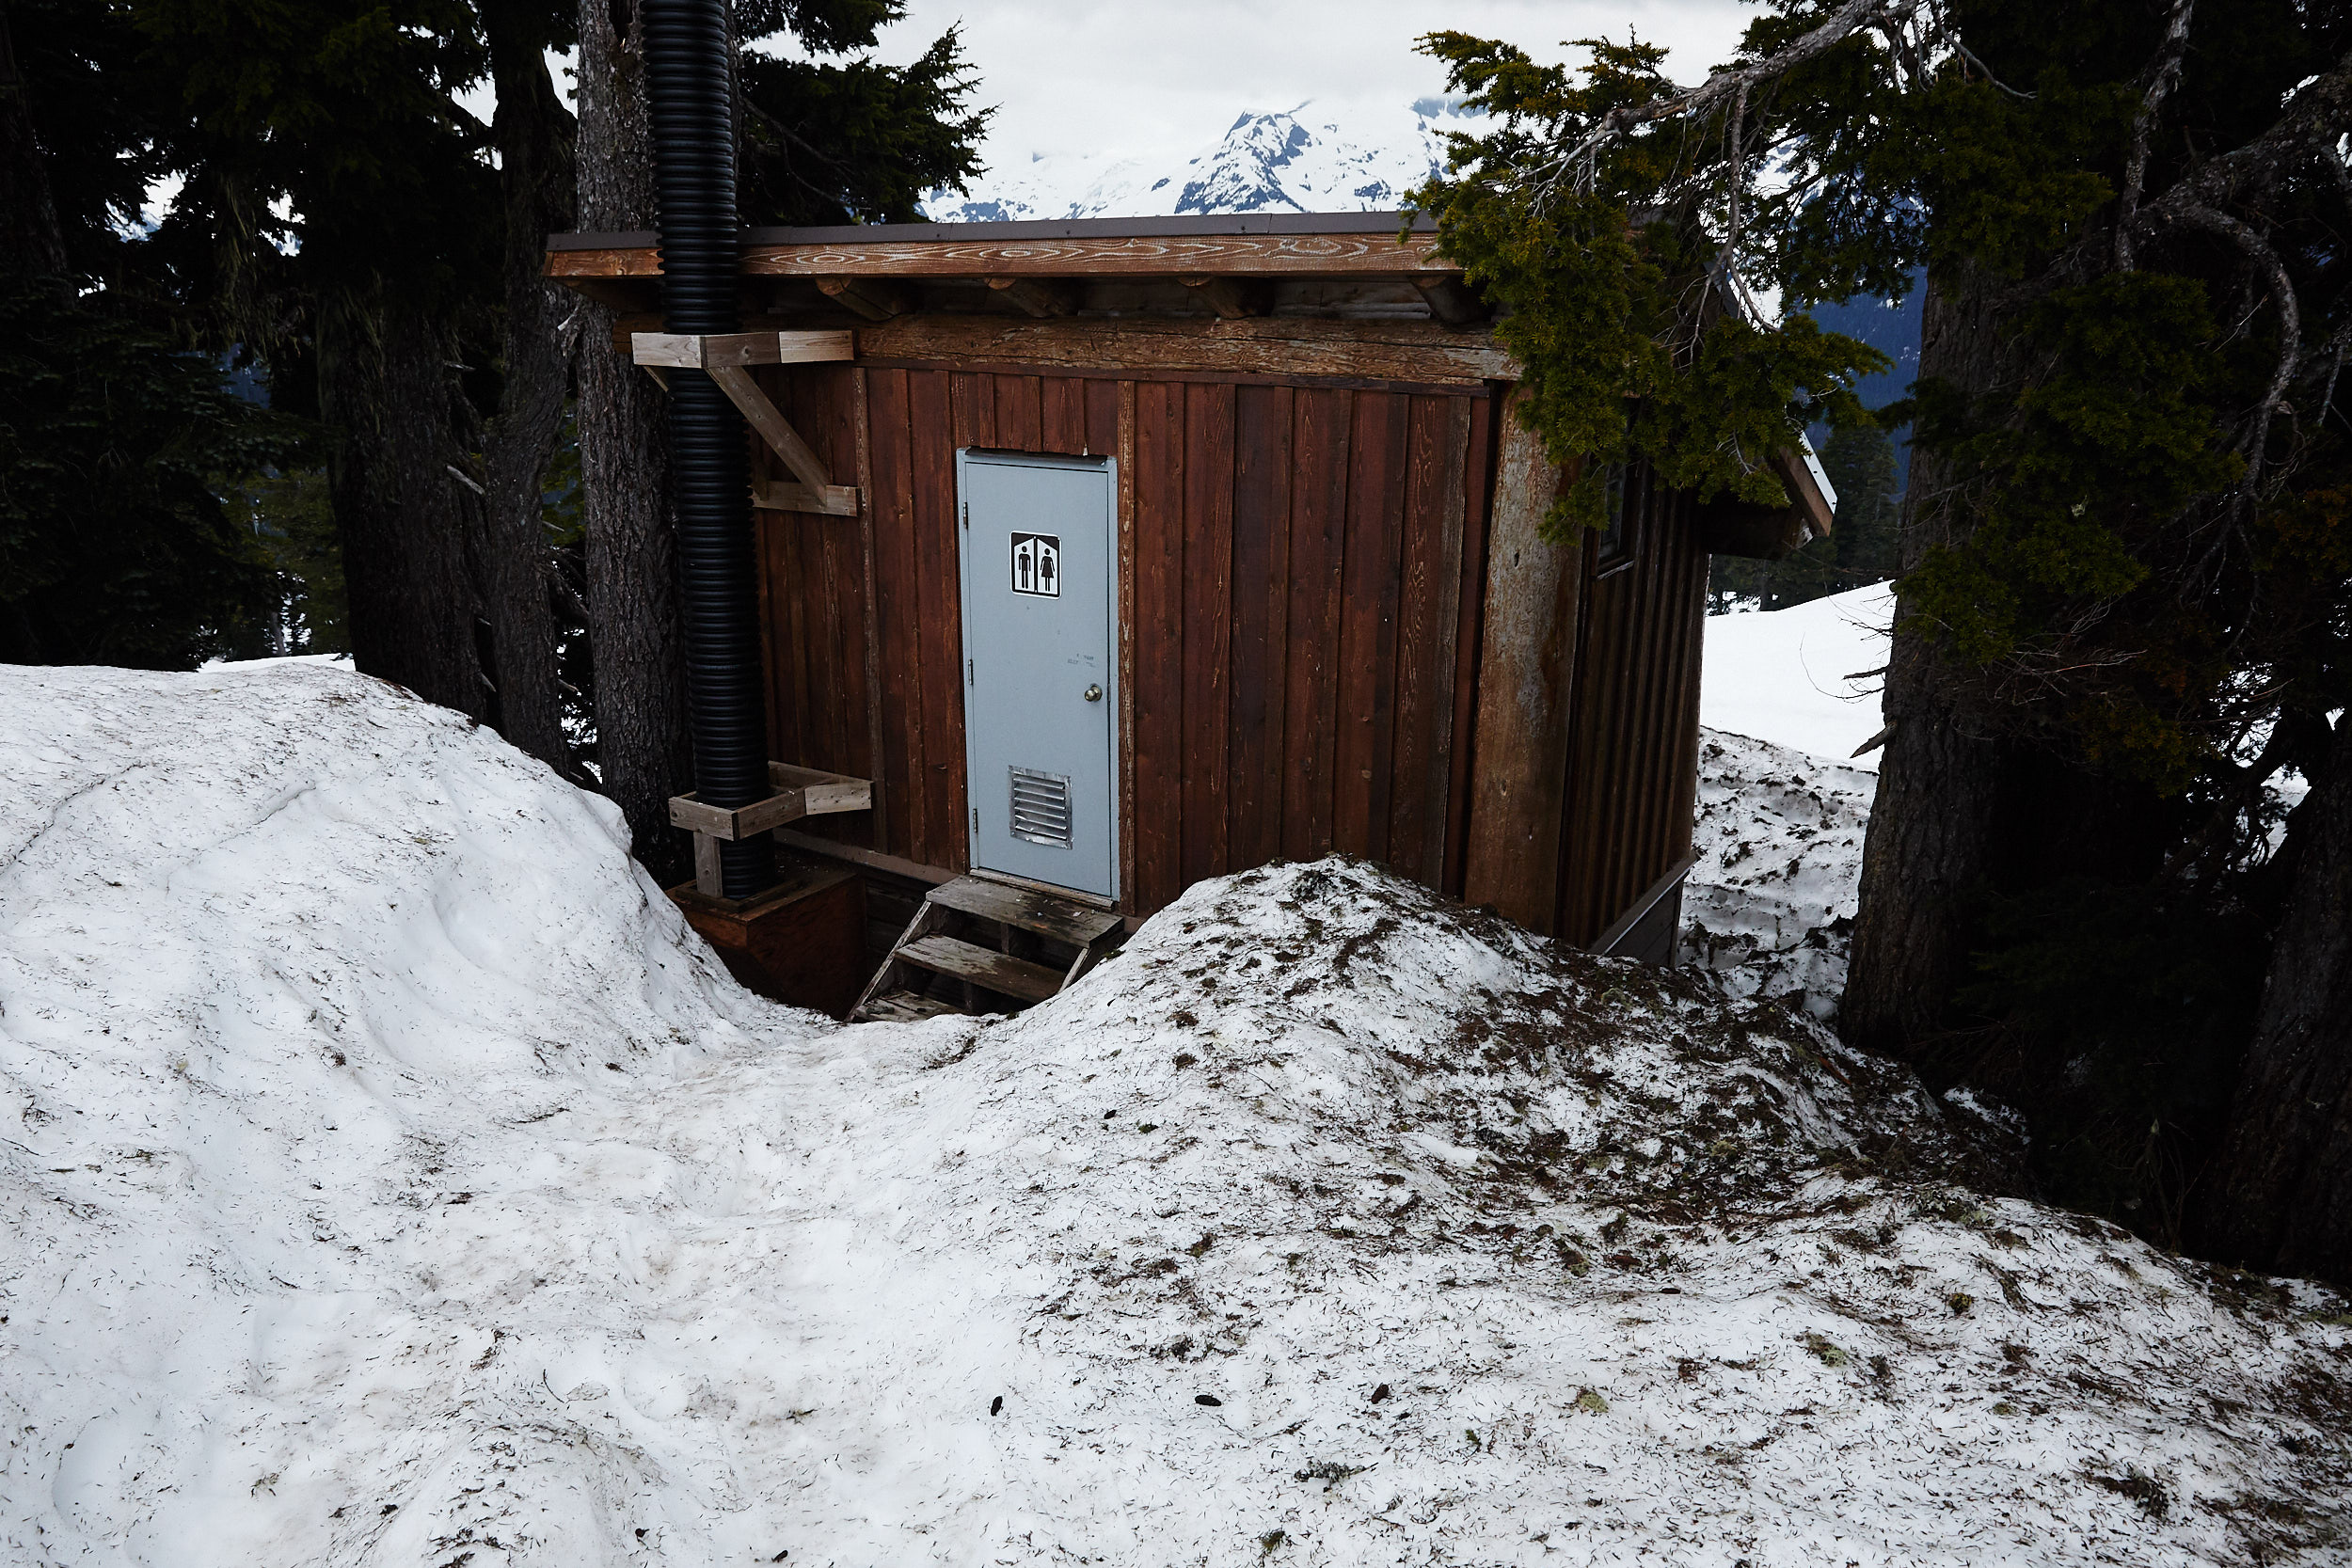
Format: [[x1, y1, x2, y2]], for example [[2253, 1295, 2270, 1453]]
[[1083, 684, 1103, 703]]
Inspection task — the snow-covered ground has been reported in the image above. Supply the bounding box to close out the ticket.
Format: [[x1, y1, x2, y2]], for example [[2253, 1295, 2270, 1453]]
[[1679, 586, 1891, 1012], [7, 663, 2352, 1566], [1700, 583, 1893, 769], [1682, 729, 1874, 1019]]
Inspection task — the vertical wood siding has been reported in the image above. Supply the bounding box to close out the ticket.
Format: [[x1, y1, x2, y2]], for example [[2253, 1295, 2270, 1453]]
[[752, 364, 1493, 916], [1552, 477, 1709, 946]]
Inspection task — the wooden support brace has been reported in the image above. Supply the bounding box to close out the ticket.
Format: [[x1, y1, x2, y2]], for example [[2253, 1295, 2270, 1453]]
[[628, 329, 866, 514], [1408, 272, 1491, 328], [1177, 274, 1268, 319], [754, 480, 862, 517], [985, 276, 1079, 318], [817, 276, 911, 322], [630, 329, 854, 368], [704, 364, 834, 489], [672, 763, 874, 898]]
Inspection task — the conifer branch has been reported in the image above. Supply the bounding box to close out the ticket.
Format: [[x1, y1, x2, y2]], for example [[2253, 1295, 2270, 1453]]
[[2165, 205, 2297, 499], [1541, 0, 1918, 196], [2116, 0, 2196, 271]]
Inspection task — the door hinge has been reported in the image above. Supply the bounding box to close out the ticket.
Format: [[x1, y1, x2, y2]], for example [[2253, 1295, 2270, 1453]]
[[961, 501, 968, 530], [967, 657, 975, 687], [971, 806, 978, 833]]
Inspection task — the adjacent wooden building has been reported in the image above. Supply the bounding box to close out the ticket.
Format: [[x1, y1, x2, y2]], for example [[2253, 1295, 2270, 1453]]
[[548, 213, 1829, 978]]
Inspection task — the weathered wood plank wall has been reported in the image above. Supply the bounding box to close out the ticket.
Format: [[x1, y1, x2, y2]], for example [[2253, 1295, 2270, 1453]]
[[750, 362, 1496, 917], [1554, 477, 1709, 946]]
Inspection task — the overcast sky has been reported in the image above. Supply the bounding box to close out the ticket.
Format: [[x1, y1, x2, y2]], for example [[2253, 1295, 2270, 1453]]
[[852, 1, 1756, 175]]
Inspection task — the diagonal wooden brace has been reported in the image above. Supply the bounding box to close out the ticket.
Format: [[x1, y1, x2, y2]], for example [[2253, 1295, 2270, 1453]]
[[629, 330, 863, 516]]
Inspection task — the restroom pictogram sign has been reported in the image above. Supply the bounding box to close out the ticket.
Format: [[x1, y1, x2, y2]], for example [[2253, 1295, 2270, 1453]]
[[1010, 532, 1060, 598]]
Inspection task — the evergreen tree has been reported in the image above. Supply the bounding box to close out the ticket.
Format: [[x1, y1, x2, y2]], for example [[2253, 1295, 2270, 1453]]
[[1415, 4, 2352, 1274], [0, 0, 309, 668]]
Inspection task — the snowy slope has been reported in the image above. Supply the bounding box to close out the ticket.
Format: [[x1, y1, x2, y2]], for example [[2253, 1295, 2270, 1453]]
[[926, 103, 1476, 222], [1683, 728, 1874, 1018], [6, 665, 2352, 1566], [1702, 581, 1893, 768]]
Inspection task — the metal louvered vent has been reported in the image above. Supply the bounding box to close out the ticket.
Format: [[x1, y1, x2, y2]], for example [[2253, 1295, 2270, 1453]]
[[1009, 767, 1073, 848]]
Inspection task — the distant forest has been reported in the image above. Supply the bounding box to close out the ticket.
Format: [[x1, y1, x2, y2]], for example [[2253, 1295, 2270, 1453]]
[[1708, 288, 1922, 613]]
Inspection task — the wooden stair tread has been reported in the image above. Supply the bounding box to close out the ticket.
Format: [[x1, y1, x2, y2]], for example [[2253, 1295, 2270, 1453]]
[[927, 875, 1121, 947], [895, 934, 1065, 1004], [857, 990, 961, 1022]]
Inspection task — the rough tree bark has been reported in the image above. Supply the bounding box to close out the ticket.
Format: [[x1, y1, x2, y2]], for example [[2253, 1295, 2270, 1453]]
[[2197, 715, 2352, 1281], [477, 3, 581, 776], [319, 287, 491, 720], [577, 0, 691, 881], [1842, 265, 2017, 1055], [0, 0, 67, 280]]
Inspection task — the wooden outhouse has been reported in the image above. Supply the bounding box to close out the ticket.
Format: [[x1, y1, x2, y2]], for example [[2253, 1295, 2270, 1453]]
[[547, 213, 1830, 1000]]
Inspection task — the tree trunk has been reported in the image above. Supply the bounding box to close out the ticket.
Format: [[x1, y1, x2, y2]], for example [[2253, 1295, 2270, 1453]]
[[577, 0, 691, 881], [319, 287, 490, 719], [2196, 714, 2352, 1282], [0, 0, 67, 280], [1842, 265, 2018, 1054], [478, 5, 580, 776]]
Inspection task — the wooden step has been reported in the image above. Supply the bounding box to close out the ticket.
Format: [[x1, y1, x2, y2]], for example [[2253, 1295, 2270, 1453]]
[[895, 934, 1064, 1005], [928, 875, 1122, 948], [857, 990, 961, 1023]]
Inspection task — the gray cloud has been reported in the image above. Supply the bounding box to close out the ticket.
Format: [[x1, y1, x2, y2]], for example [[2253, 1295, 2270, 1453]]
[[869, 1, 1756, 179]]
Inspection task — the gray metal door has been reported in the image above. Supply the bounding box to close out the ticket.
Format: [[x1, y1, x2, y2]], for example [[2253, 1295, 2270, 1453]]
[[957, 450, 1120, 900]]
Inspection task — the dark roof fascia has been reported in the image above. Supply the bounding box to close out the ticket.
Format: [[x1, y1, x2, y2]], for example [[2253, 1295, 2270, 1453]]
[[547, 211, 1436, 252]]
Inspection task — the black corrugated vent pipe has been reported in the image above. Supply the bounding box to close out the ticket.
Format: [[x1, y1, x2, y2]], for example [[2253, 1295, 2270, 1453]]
[[644, 0, 774, 898]]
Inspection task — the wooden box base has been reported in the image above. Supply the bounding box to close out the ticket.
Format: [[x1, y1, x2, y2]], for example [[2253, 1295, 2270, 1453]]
[[670, 853, 866, 1019]]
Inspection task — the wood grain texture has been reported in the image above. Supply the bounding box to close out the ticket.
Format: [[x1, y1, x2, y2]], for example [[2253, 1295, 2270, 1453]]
[[750, 230, 1444, 277], [1226, 383, 1294, 874], [1552, 467, 1713, 949], [549, 231, 1448, 279], [866, 368, 928, 860], [1131, 379, 1186, 911], [597, 312, 1509, 393], [948, 370, 996, 451], [1460, 392, 1576, 932], [1442, 395, 1500, 901], [1335, 390, 1408, 864], [1116, 379, 1138, 907], [1282, 388, 1352, 862], [850, 369, 887, 851], [998, 373, 1043, 451], [1041, 376, 1086, 453], [907, 371, 966, 871], [1181, 381, 1235, 888], [1389, 394, 1470, 884], [850, 314, 1508, 385]]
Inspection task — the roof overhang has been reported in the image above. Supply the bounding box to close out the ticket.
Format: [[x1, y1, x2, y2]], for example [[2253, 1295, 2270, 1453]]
[[543, 211, 1491, 328]]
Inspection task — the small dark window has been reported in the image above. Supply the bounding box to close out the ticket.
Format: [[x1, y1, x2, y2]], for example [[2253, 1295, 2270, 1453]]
[[1597, 462, 1644, 573]]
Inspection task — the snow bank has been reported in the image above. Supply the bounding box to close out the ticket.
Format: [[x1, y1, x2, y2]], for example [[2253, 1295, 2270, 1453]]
[[7, 665, 2352, 1566], [1701, 584, 1893, 768], [1683, 729, 1875, 1017]]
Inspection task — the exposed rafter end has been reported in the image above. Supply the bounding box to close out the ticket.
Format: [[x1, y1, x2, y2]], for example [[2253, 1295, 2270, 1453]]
[[1177, 274, 1270, 319], [818, 276, 913, 322], [985, 276, 1080, 318], [1408, 273, 1491, 327]]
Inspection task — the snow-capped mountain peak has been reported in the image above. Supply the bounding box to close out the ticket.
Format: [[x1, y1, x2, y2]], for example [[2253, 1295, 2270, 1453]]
[[925, 101, 1485, 224]]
